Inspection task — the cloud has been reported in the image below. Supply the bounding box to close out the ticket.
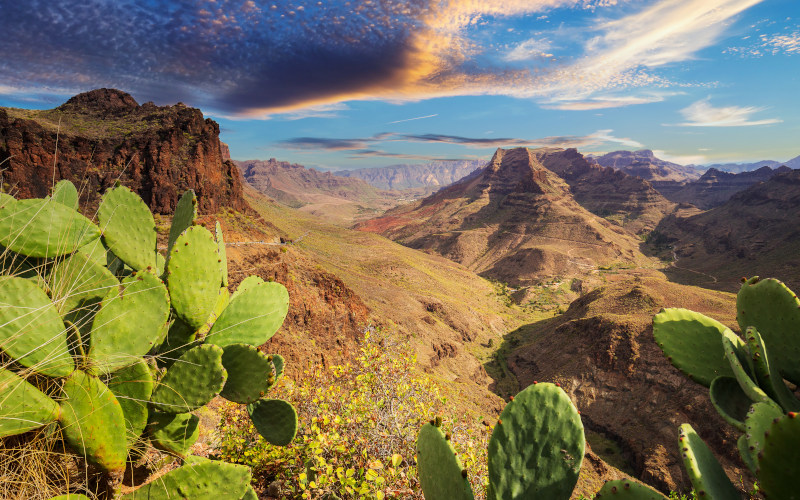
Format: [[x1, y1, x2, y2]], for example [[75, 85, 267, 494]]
[[651, 150, 708, 165], [0, 0, 765, 116], [725, 30, 800, 57], [542, 93, 677, 110], [504, 39, 554, 61], [277, 129, 643, 153], [673, 98, 781, 127], [348, 150, 465, 161]]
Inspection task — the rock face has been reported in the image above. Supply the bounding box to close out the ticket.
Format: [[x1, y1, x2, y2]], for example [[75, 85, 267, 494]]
[[592, 150, 701, 183], [0, 88, 246, 215], [338, 160, 485, 190], [654, 168, 800, 291], [664, 165, 791, 209], [505, 270, 744, 494], [358, 147, 654, 285]]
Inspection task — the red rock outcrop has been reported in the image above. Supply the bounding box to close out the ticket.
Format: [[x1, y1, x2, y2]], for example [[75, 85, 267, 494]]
[[0, 88, 246, 215]]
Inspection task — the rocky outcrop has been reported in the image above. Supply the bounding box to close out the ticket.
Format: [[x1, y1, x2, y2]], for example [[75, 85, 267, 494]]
[[358, 147, 651, 285], [664, 165, 791, 209], [592, 150, 701, 183], [338, 160, 485, 190], [0, 88, 246, 215]]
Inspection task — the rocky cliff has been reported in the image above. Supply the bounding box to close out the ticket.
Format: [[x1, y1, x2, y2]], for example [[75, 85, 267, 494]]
[[592, 150, 701, 183], [664, 165, 791, 209], [0, 88, 246, 214], [358, 147, 652, 285], [338, 159, 485, 190]]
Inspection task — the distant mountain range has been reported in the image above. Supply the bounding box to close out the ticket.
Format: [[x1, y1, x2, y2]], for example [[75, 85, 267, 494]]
[[590, 149, 701, 182], [701, 156, 800, 173], [337, 160, 485, 191]]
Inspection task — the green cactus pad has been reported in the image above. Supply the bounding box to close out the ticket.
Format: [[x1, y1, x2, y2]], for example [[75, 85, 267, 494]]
[[677, 424, 739, 500], [206, 281, 289, 348], [89, 271, 170, 374], [240, 486, 258, 500], [593, 479, 668, 499], [271, 353, 285, 380], [77, 237, 109, 268], [744, 401, 783, 471], [166, 225, 220, 330], [167, 190, 197, 255], [0, 368, 60, 437], [721, 335, 769, 404], [48, 250, 119, 316], [248, 398, 298, 446], [220, 344, 275, 404], [709, 376, 751, 431], [150, 344, 227, 413], [59, 370, 127, 474], [744, 326, 800, 412], [230, 275, 264, 300], [155, 251, 165, 277], [147, 411, 199, 458], [653, 308, 736, 387], [98, 185, 157, 272], [737, 434, 756, 473], [154, 317, 197, 369], [737, 277, 800, 385], [0, 198, 100, 258], [120, 456, 251, 500], [0, 276, 74, 377], [215, 222, 228, 287], [51, 180, 79, 210], [106, 359, 154, 446], [416, 422, 475, 500], [488, 382, 585, 500], [196, 286, 229, 339], [756, 412, 800, 499]]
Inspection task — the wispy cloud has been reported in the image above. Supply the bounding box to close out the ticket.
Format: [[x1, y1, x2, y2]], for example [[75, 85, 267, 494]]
[[542, 93, 679, 110], [504, 39, 554, 61], [387, 114, 439, 124], [725, 30, 800, 57], [651, 149, 708, 165], [277, 129, 643, 152], [673, 98, 781, 127]]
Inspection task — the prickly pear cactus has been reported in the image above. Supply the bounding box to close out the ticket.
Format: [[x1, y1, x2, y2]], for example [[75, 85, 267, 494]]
[[594, 479, 668, 499], [416, 420, 474, 500], [0, 181, 298, 498]]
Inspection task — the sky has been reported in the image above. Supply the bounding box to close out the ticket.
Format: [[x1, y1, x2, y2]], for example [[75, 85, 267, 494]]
[[0, 0, 798, 170]]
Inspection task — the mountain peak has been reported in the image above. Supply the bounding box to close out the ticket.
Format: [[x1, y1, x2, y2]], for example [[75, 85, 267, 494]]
[[57, 88, 140, 116], [481, 147, 566, 196]]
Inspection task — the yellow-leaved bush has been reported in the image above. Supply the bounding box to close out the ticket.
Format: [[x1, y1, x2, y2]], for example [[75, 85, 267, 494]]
[[215, 326, 491, 499]]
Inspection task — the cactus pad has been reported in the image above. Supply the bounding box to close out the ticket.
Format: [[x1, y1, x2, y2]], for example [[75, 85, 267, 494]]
[[721, 335, 769, 404], [230, 275, 263, 300], [106, 359, 153, 446], [0, 198, 100, 258], [744, 326, 800, 411], [98, 186, 157, 271], [167, 190, 197, 254], [271, 353, 285, 380], [594, 479, 668, 499], [487, 382, 584, 500], [737, 277, 800, 385], [744, 401, 783, 470], [51, 180, 79, 210], [416, 422, 475, 500], [120, 456, 251, 499], [205, 281, 289, 348], [150, 344, 227, 413], [248, 398, 298, 446], [147, 411, 199, 458], [59, 370, 127, 474], [0, 368, 60, 437], [0, 276, 74, 377], [709, 376, 751, 431], [89, 271, 170, 374], [215, 222, 228, 287], [653, 308, 736, 387], [166, 226, 220, 330], [756, 412, 800, 499], [48, 250, 119, 316], [677, 424, 739, 499], [154, 317, 197, 369], [220, 344, 274, 404]]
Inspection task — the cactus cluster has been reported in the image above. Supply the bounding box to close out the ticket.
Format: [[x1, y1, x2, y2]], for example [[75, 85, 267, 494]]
[[0, 182, 297, 498], [654, 276, 800, 499]]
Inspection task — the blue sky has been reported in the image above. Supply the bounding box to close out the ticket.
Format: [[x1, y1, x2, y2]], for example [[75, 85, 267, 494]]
[[1, 0, 798, 169]]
